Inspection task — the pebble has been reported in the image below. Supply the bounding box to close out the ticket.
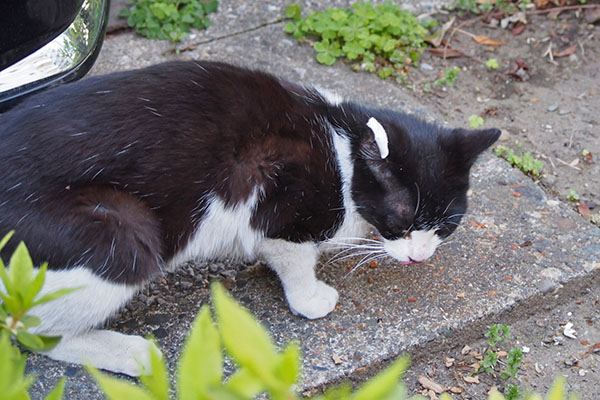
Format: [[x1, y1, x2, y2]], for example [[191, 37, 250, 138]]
[[420, 63, 433, 71], [547, 103, 559, 112]]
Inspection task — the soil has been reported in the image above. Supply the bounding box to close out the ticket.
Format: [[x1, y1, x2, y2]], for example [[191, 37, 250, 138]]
[[395, 8, 600, 399]]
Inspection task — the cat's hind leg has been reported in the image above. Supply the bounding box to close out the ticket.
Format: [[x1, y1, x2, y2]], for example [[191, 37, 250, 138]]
[[2, 187, 164, 376], [258, 239, 338, 319]]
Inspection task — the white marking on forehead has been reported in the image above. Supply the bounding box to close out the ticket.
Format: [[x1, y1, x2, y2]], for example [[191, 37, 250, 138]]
[[366, 117, 389, 159], [383, 229, 442, 263]]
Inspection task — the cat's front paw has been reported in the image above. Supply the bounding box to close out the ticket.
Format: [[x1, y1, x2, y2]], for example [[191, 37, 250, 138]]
[[287, 281, 338, 319]]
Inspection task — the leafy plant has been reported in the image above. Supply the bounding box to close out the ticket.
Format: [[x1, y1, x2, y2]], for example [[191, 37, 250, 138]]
[[434, 66, 461, 87], [284, 2, 432, 78], [90, 282, 412, 400], [485, 323, 511, 348], [120, 0, 218, 44], [0, 232, 73, 400], [486, 58, 499, 70], [567, 189, 580, 202], [468, 114, 484, 128], [494, 145, 544, 177]]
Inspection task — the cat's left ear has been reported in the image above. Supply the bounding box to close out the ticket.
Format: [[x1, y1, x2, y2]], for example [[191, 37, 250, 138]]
[[449, 127, 501, 166], [366, 117, 389, 159]]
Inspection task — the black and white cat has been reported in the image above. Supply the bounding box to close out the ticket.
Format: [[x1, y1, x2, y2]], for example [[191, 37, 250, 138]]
[[0, 61, 500, 376]]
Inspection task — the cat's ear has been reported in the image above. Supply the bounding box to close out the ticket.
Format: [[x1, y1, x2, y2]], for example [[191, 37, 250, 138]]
[[447, 127, 501, 166], [366, 117, 389, 159]]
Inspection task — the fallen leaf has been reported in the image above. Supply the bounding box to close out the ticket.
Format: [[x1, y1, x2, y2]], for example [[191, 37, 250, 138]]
[[578, 201, 592, 220], [427, 47, 465, 58], [450, 386, 464, 394], [461, 345, 472, 355], [512, 192, 521, 198], [535, 0, 549, 8], [456, 292, 465, 299], [425, 17, 455, 47], [445, 357, 455, 367], [463, 375, 480, 384], [418, 375, 446, 394], [497, 350, 508, 358], [553, 44, 577, 58], [408, 297, 417, 303], [519, 240, 532, 248], [563, 322, 577, 339], [332, 354, 343, 365], [512, 22, 526, 36], [585, 7, 600, 24], [581, 339, 590, 346], [369, 261, 377, 268], [468, 220, 486, 228], [488, 291, 497, 296], [473, 35, 503, 46]]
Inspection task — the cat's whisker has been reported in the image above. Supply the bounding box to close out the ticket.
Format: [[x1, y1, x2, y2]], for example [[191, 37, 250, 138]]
[[327, 249, 384, 265], [443, 197, 457, 215], [326, 236, 383, 244], [344, 252, 388, 278], [413, 182, 421, 217]]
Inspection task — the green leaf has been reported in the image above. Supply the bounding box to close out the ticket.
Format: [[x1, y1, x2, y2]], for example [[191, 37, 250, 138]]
[[224, 368, 265, 398], [24, 263, 47, 310], [88, 367, 155, 400], [177, 306, 222, 400], [0, 231, 14, 253], [119, 7, 130, 17], [44, 377, 66, 400], [351, 356, 409, 400], [31, 287, 81, 308], [212, 283, 280, 391], [17, 331, 61, 352], [139, 341, 169, 400], [0, 334, 33, 400], [16, 330, 44, 351], [276, 341, 301, 386], [285, 4, 302, 21], [317, 52, 336, 65], [468, 114, 484, 128], [20, 314, 41, 328], [9, 242, 34, 299], [378, 67, 394, 79]]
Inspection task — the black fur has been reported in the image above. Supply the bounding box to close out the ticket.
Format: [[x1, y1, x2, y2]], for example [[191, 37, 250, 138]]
[[0, 61, 500, 285]]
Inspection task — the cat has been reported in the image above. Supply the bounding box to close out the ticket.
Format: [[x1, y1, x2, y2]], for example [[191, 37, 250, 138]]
[[0, 61, 500, 376]]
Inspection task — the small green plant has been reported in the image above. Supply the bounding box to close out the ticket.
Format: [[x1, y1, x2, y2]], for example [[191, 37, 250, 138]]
[[285, 2, 432, 78], [0, 232, 75, 400], [434, 66, 461, 87], [486, 58, 499, 70], [477, 325, 525, 400], [90, 282, 412, 400], [449, 0, 526, 16], [494, 145, 544, 177], [567, 189, 580, 202], [468, 114, 484, 128], [120, 0, 218, 44]]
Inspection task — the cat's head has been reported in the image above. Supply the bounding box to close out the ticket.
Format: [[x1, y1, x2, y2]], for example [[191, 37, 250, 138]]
[[349, 110, 500, 265]]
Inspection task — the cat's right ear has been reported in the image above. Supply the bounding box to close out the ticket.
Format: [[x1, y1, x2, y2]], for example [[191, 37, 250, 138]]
[[447, 127, 501, 167]]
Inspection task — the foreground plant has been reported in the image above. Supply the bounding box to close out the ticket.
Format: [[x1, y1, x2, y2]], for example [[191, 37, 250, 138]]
[[0, 232, 74, 400], [494, 145, 544, 177]]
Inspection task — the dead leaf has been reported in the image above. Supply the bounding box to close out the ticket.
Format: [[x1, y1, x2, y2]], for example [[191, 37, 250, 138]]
[[456, 292, 465, 299], [445, 357, 455, 367], [461, 345, 472, 355], [512, 22, 526, 36], [463, 375, 480, 384], [425, 17, 455, 47], [553, 44, 577, 58], [578, 201, 592, 220], [585, 7, 600, 24], [332, 354, 343, 365], [427, 47, 465, 58], [497, 350, 508, 358], [535, 0, 549, 7], [450, 386, 464, 394], [468, 220, 486, 228], [418, 375, 446, 394], [473, 35, 503, 46]]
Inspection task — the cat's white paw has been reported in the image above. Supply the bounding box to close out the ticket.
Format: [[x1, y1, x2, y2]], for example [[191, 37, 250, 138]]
[[287, 280, 338, 319], [44, 330, 161, 377]]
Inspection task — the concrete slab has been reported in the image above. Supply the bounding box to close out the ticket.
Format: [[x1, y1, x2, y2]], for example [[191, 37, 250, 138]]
[[23, 1, 600, 399]]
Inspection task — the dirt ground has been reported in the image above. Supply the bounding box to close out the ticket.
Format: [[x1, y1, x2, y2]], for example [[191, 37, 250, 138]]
[[393, 8, 600, 399]]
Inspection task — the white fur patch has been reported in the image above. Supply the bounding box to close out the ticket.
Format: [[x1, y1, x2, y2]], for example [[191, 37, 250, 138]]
[[258, 239, 338, 319], [367, 117, 389, 159], [383, 229, 442, 263], [168, 189, 263, 269], [322, 126, 368, 251], [315, 87, 343, 106]]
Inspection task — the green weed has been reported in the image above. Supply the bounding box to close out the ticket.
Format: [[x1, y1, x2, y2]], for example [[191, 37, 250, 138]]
[[494, 145, 544, 177], [120, 0, 218, 44], [284, 2, 432, 78], [434, 66, 461, 87], [469, 114, 484, 128]]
